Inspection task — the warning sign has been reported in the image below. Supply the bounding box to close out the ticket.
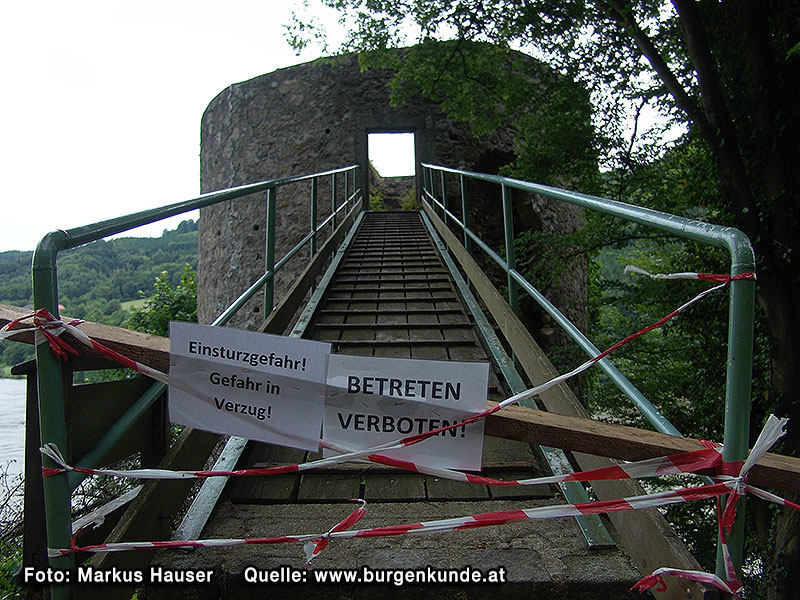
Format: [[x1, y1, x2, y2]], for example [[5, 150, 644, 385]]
[[324, 354, 489, 470], [168, 322, 330, 451]]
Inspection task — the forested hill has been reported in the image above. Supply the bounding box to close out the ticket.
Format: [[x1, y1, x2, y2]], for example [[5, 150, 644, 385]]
[[0, 219, 198, 370]]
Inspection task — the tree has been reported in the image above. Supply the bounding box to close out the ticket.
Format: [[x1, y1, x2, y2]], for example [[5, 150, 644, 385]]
[[128, 265, 197, 337], [288, 2, 800, 597]]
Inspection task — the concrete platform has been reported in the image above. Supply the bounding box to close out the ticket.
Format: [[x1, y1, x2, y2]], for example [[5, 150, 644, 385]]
[[144, 499, 642, 599]]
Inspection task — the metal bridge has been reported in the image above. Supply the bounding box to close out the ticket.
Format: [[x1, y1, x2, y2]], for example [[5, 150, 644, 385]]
[[5, 163, 796, 600]]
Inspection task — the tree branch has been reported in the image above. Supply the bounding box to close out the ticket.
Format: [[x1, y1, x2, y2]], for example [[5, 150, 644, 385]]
[[670, 0, 759, 218], [600, 0, 759, 225], [600, 0, 714, 140]]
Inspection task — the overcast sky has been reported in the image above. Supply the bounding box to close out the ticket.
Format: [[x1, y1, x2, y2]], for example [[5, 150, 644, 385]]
[[1, 2, 676, 254], [0, 1, 368, 252]]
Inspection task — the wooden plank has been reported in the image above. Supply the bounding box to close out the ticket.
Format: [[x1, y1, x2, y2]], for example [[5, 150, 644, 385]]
[[373, 346, 411, 358], [482, 435, 537, 464], [426, 476, 490, 500], [87, 427, 219, 600], [481, 437, 553, 498], [376, 312, 408, 325], [447, 346, 487, 361], [234, 445, 308, 471], [320, 308, 463, 315], [68, 377, 165, 465], [329, 285, 453, 293], [409, 345, 449, 360], [318, 295, 457, 303], [314, 322, 471, 329], [298, 473, 362, 502], [336, 339, 474, 346], [443, 327, 477, 342], [489, 472, 553, 499], [20, 365, 48, 569], [341, 327, 375, 341], [345, 313, 377, 325], [230, 444, 305, 503], [415, 328, 445, 340], [363, 474, 427, 501], [229, 475, 299, 503], [484, 401, 800, 493]]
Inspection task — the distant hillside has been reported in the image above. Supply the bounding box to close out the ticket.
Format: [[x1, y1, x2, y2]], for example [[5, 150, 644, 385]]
[[0, 219, 197, 374]]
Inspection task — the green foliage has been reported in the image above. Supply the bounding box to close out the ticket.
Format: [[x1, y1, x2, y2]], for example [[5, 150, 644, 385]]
[[0, 219, 197, 312], [358, 40, 599, 189], [0, 540, 22, 599], [588, 239, 731, 437], [399, 188, 417, 210], [291, 1, 798, 593], [0, 220, 198, 373], [0, 459, 23, 598], [128, 265, 198, 337], [369, 188, 389, 211]]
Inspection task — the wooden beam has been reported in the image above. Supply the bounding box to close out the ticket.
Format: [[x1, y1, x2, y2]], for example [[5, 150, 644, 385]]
[[6, 301, 796, 492], [485, 402, 800, 493], [0, 303, 170, 372]]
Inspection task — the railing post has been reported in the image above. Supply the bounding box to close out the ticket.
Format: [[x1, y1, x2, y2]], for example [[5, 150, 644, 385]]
[[32, 232, 74, 600], [432, 169, 440, 212], [331, 172, 338, 231], [460, 174, 471, 253], [310, 178, 318, 293], [264, 187, 277, 315], [501, 184, 519, 315], [439, 170, 448, 224], [717, 265, 756, 577], [310, 177, 318, 257]]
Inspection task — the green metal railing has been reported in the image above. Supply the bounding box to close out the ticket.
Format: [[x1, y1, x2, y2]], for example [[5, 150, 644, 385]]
[[421, 163, 756, 578], [32, 165, 361, 599]]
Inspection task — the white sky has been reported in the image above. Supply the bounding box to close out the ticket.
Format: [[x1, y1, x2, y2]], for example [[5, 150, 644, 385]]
[[0, 2, 677, 253], [369, 133, 416, 177], [0, 1, 355, 252]]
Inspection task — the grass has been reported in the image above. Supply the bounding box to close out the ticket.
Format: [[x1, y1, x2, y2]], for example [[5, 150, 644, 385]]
[[121, 298, 147, 311]]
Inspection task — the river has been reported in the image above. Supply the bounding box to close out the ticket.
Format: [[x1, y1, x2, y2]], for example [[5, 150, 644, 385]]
[[0, 377, 26, 509]]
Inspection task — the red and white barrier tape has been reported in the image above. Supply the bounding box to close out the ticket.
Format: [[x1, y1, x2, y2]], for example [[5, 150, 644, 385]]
[[632, 567, 742, 596], [49, 417, 795, 554], [48, 416, 797, 599], [47, 481, 735, 557], [7, 274, 777, 596], [625, 265, 756, 284], [0, 308, 168, 385], [35, 270, 753, 483], [39, 436, 724, 487]]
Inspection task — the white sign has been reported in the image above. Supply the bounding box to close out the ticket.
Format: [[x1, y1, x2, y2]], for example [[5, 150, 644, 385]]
[[168, 322, 331, 451], [324, 354, 489, 471]]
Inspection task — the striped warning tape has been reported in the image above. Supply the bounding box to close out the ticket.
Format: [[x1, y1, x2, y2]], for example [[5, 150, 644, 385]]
[[0, 307, 168, 384], [33, 271, 751, 483], [46, 416, 797, 599], [4, 271, 771, 597]]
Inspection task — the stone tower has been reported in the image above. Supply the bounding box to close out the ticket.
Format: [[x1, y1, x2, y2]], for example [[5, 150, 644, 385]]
[[197, 51, 587, 340]]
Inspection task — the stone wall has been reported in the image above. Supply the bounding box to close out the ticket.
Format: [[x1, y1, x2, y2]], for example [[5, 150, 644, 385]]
[[198, 51, 587, 343]]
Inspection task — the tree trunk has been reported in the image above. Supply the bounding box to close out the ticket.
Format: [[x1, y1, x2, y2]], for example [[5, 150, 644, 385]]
[[667, 2, 800, 596], [756, 265, 800, 599]]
